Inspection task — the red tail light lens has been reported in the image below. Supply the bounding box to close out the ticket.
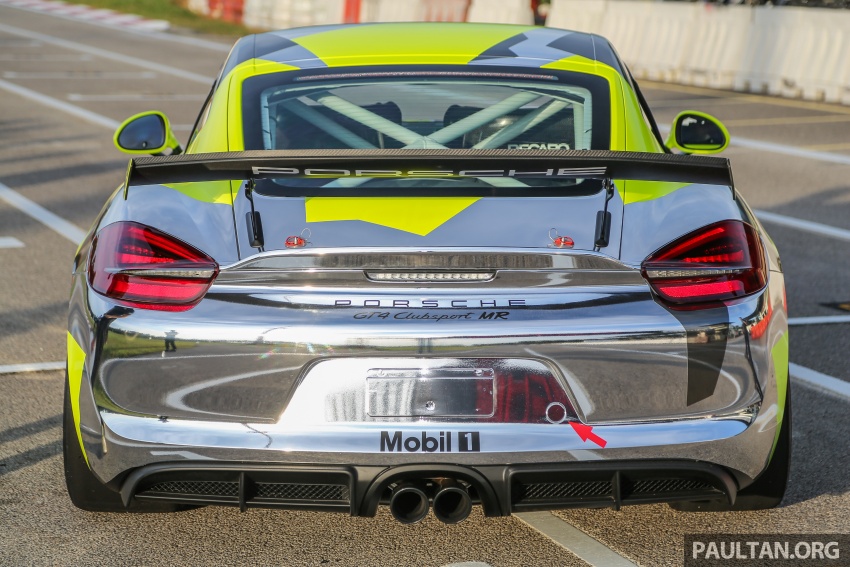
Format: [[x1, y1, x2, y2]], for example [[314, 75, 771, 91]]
[[641, 220, 766, 306], [88, 222, 218, 311]]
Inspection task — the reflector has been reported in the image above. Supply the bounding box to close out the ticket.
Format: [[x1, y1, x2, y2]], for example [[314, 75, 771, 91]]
[[552, 236, 574, 248], [285, 236, 306, 248]]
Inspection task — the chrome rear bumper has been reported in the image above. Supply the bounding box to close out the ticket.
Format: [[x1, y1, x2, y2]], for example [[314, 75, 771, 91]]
[[90, 400, 777, 485]]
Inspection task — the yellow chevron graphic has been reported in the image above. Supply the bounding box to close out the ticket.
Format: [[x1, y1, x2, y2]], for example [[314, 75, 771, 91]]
[[305, 197, 480, 236]]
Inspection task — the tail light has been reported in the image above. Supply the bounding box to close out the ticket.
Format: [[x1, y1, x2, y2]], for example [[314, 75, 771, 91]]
[[88, 221, 218, 311], [641, 220, 766, 307]]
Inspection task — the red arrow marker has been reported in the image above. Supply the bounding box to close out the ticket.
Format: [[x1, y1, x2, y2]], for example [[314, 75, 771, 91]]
[[569, 422, 607, 448]]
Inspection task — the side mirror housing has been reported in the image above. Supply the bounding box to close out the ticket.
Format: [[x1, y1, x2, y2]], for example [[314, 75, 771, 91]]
[[113, 111, 182, 156], [665, 111, 729, 155]]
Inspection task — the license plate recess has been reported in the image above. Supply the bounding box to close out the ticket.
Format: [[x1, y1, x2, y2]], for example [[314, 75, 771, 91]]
[[366, 368, 495, 418]]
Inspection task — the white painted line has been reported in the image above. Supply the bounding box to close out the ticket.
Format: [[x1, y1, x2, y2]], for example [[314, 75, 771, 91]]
[[0, 53, 93, 61], [3, 70, 157, 79], [0, 181, 87, 244], [788, 315, 850, 326], [67, 93, 206, 102], [0, 38, 41, 46], [0, 236, 24, 248], [515, 512, 638, 567], [734, 135, 850, 166], [0, 361, 64, 374], [754, 210, 850, 242], [791, 363, 850, 401], [1, 76, 194, 138], [0, 77, 119, 129], [0, 22, 214, 84]]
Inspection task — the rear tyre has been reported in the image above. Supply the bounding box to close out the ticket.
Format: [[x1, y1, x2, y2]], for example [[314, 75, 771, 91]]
[[670, 380, 791, 512], [63, 371, 186, 512]]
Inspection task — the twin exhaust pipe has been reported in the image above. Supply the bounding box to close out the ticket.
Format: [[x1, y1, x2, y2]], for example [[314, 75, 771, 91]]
[[389, 479, 473, 525]]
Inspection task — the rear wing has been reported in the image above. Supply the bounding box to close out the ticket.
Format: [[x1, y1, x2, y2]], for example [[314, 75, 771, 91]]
[[125, 149, 734, 194]]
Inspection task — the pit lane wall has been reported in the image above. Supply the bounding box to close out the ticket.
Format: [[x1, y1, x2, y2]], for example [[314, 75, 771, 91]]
[[186, 0, 533, 28], [189, 0, 850, 106], [547, 0, 850, 106]]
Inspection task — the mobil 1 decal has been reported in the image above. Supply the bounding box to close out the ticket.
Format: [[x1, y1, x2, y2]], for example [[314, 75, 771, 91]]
[[378, 428, 608, 451], [380, 431, 481, 453]]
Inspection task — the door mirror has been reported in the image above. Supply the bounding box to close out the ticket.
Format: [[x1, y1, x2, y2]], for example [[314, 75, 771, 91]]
[[114, 111, 182, 155], [665, 111, 729, 155]]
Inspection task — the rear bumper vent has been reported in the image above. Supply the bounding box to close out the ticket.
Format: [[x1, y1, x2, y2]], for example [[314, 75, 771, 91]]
[[510, 465, 731, 511], [146, 480, 239, 498], [141, 480, 349, 502], [255, 482, 349, 501], [627, 478, 714, 495], [133, 467, 353, 512], [517, 480, 612, 501]]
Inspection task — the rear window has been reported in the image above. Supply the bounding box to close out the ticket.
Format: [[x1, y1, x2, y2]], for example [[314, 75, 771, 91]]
[[244, 67, 609, 151], [241, 67, 611, 194]]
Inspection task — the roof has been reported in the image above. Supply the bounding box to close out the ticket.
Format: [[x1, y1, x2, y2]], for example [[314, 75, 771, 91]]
[[221, 23, 624, 76]]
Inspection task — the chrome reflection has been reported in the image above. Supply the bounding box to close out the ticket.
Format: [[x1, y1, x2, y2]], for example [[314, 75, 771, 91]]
[[162, 367, 301, 416]]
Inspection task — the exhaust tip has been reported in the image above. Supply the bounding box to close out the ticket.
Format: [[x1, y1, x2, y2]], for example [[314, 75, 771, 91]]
[[389, 482, 429, 524], [433, 480, 472, 524]]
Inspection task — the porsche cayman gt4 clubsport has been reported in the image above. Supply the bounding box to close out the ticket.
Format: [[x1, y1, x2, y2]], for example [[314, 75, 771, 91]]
[[65, 23, 790, 522]]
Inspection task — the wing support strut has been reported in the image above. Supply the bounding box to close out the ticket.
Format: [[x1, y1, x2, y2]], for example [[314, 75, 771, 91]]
[[594, 177, 615, 250], [244, 177, 264, 251]]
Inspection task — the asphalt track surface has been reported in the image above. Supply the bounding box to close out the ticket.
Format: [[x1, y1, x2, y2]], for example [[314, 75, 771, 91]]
[[0, 7, 848, 566]]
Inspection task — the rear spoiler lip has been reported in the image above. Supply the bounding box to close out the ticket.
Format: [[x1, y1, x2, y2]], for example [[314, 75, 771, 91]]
[[125, 149, 734, 192]]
